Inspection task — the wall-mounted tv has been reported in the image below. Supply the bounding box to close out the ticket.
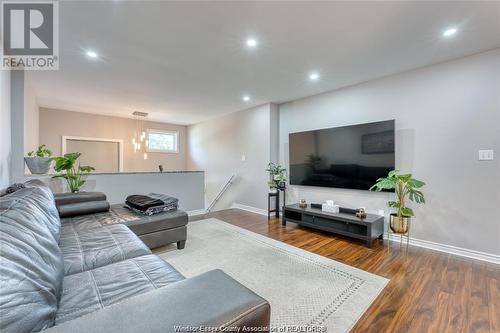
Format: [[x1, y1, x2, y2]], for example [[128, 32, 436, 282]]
[[289, 120, 395, 191]]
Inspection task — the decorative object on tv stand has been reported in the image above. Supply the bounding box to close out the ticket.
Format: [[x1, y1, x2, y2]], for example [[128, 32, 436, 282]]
[[322, 200, 339, 213], [356, 207, 367, 219], [25, 144, 53, 174], [132, 111, 149, 160], [158, 165, 164, 173], [298, 199, 307, 209], [370, 170, 426, 250], [266, 162, 287, 192], [52, 152, 95, 193]]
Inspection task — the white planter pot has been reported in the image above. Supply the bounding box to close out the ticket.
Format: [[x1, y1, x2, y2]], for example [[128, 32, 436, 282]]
[[24, 157, 52, 174]]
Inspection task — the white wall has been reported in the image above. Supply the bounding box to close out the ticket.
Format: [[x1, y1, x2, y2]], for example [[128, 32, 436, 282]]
[[10, 71, 25, 183], [187, 104, 278, 211], [279, 49, 500, 256], [24, 76, 39, 155], [26, 172, 205, 212], [39, 108, 188, 172], [0, 69, 11, 189]]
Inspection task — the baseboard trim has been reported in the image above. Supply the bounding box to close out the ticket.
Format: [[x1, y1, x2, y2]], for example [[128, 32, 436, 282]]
[[186, 209, 206, 216], [385, 233, 499, 265], [230, 203, 499, 265], [231, 203, 268, 216]]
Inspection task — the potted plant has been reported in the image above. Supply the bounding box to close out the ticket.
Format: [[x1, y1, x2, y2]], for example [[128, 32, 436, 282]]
[[267, 180, 278, 193], [52, 152, 95, 193], [25, 144, 53, 174], [266, 162, 288, 191], [369, 170, 426, 233]]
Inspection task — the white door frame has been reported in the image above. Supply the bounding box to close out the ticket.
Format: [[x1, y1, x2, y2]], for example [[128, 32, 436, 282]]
[[61, 136, 124, 172]]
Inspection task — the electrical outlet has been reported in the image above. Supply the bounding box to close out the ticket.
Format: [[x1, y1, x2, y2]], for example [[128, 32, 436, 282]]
[[478, 150, 494, 161]]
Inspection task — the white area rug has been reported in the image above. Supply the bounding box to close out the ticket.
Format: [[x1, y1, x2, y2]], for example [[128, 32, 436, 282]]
[[159, 218, 388, 333]]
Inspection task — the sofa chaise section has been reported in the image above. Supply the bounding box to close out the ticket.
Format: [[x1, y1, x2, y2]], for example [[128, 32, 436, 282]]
[[60, 221, 151, 275], [0, 180, 271, 333], [56, 254, 184, 324], [45, 269, 271, 333]]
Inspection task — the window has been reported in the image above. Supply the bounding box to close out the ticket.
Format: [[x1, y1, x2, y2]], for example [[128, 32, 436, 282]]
[[147, 129, 179, 153]]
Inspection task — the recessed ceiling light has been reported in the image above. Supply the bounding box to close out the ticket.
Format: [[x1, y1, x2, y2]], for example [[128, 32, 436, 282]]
[[86, 50, 98, 58], [442, 28, 457, 37], [242, 95, 250, 102], [246, 39, 257, 48], [309, 72, 320, 81]]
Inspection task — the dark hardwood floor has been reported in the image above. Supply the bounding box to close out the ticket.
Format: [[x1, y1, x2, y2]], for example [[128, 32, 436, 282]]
[[190, 209, 500, 333]]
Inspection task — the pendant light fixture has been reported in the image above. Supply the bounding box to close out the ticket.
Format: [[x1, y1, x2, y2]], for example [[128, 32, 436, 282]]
[[132, 111, 149, 159]]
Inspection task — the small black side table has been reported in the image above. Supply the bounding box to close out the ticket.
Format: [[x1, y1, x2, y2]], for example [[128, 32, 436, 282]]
[[267, 189, 285, 219]]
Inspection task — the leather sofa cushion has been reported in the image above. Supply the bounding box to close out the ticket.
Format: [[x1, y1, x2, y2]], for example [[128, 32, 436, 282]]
[[20, 179, 61, 241], [56, 255, 184, 324], [60, 222, 152, 276], [110, 205, 188, 235], [64, 207, 188, 236], [60, 211, 120, 230], [0, 187, 64, 333]]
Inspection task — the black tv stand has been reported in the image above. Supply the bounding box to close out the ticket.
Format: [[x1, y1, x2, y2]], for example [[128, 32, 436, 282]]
[[282, 204, 384, 247]]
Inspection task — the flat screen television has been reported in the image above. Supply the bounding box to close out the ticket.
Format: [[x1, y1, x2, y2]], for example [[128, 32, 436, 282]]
[[289, 120, 395, 190]]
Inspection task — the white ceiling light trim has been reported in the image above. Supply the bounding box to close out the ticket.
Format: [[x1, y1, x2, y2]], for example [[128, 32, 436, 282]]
[[242, 95, 250, 102], [86, 50, 98, 58], [442, 28, 458, 37], [309, 72, 320, 81], [246, 38, 257, 48]]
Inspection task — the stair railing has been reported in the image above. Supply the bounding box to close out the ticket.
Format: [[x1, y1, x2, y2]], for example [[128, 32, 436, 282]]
[[206, 175, 235, 213]]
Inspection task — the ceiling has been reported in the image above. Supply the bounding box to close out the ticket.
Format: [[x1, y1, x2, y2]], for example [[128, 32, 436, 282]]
[[28, 1, 500, 125]]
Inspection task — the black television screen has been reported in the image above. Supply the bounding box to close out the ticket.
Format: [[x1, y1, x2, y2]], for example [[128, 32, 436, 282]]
[[289, 120, 395, 190]]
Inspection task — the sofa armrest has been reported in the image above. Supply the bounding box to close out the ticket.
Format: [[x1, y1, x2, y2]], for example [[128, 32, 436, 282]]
[[44, 269, 270, 333]]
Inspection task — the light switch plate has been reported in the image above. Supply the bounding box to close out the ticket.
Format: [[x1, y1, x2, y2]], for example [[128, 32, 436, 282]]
[[478, 150, 494, 161], [241, 155, 246, 161]]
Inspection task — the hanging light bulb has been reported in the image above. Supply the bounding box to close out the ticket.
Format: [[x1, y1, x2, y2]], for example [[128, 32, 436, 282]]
[[132, 111, 149, 154], [143, 152, 148, 160]]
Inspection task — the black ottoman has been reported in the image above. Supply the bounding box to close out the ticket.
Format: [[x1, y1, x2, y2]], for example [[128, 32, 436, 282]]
[[110, 204, 188, 249]]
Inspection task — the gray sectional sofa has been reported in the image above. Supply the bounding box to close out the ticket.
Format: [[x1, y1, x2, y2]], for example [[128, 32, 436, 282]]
[[0, 180, 270, 333]]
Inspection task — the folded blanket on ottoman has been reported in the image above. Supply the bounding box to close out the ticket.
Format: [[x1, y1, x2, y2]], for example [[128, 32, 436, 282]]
[[125, 194, 179, 216]]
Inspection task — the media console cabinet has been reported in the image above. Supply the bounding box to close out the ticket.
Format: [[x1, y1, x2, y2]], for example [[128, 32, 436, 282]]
[[282, 204, 384, 247]]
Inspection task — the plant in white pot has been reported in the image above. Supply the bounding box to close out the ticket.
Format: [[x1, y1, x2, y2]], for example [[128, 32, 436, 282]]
[[266, 162, 288, 192], [25, 144, 53, 174], [369, 170, 426, 234]]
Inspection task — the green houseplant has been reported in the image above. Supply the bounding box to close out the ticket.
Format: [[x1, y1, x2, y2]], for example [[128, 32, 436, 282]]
[[52, 153, 95, 193], [369, 170, 426, 233], [25, 144, 53, 174], [266, 162, 287, 191]]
